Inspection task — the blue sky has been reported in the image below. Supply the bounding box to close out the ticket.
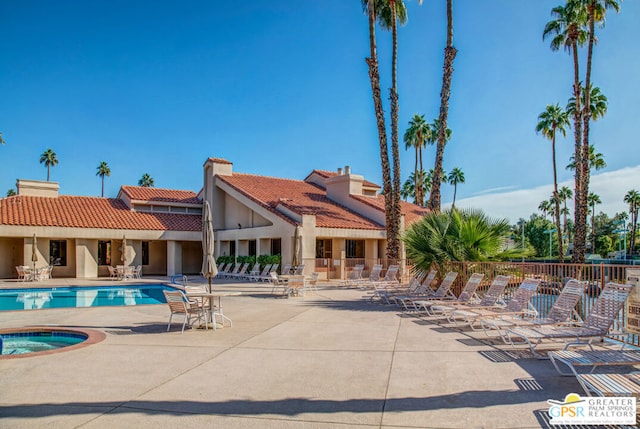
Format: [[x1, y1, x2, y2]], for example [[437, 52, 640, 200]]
[[1, 1, 639, 223]]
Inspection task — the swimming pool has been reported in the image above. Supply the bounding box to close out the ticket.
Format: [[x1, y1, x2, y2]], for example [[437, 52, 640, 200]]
[[0, 330, 87, 355], [0, 285, 176, 311]]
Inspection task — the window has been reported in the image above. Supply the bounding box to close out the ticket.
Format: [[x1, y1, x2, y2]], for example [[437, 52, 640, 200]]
[[270, 238, 281, 255], [346, 239, 365, 259], [142, 241, 149, 265], [50, 240, 67, 266], [316, 239, 332, 258], [98, 241, 111, 265], [229, 241, 236, 257], [248, 240, 257, 257]]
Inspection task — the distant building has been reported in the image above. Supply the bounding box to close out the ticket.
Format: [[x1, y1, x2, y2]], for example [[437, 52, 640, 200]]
[[0, 158, 429, 279]]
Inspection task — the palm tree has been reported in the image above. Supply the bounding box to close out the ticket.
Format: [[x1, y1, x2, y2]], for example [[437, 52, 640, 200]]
[[567, 84, 608, 121], [587, 192, 601, 254], [404, 114, 432, 206], [539, 199, 553, 220], [447, 167, 465, 209], [624, 189, 640, 256], [96, 161, 111, 197], [403, 208, 525, 272], [558, 185, 573, 236], [39, 148, 59, 181], [6, 188, 16, 197], [581, 0, 620, 259], [0, 132, 5, 145], [138, 173, 155, 187], [362, 0, 397, 261], [544, 1, 589, 262], [401, 170, 431, 204], [428, 0, 457, 212], [566, 144, 607, 172], [536, 103, 570, 261]]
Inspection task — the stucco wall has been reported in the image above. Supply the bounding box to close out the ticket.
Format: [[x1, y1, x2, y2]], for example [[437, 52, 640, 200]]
[[0, 238, 22, 278], [145, 240, 167, 275], [181, 241, 201, 274]]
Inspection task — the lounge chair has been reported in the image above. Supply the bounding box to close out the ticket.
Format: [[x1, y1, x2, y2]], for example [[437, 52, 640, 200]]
[[215, 263, 232, 279], [227, 263, 249, 280], [428, 275, 512, 318], [548, 348, 640, 376], [223, 263, 241, 279], [341, 264, 364, 287], [249, 264, 271, 282], [374, 270, 429, 304], [479, 279, 588, 343], [413, 273, 485, 315], [505, 282, 635, 358], [281, 264, 292, 275], [573, 372, 640, 400], [245, 262, 261, 280], [398, 271, 459, 312], [264, 264, 279, 282], [293, 265, 305, 275], [163, 290, 206, 334], [358, 264, 383, 289], [447, 278, 542, 330]]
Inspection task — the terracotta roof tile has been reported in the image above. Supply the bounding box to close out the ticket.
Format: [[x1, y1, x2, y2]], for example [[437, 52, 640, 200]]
[[218, 173, 384, 230], [120, 186, 201, 204], [350, 194, 429, 226], [0, 196, 201, 231], [206, 157, 232, 165]]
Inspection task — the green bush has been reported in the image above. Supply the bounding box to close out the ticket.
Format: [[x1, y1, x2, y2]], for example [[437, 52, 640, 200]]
[[257, 254, 281, 269], [236, 255, 256, 266], [216, 255, 234, 266]]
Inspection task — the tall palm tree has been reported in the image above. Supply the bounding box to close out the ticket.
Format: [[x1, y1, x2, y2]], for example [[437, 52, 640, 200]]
[[544, 1, 589, 262], [536, 103, 570, 261], [587, 192, 601, 253], [401, 170, 431, 204], [558, 185, 573, 236], [581, 0, 620, 259], [428, 0, 457, 212], [404, 114, 432, 206], [362, 0, 397, 261], [447, 167, 465, 209], [624, 189, 640, 256], [96, 161, 111, 197], [138, 173, 154, 187], [39, 148, 59, 181], [567, 84, 608, 121]]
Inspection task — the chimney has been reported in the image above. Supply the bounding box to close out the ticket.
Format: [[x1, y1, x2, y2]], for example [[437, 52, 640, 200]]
[[16, 179, 59, 197], [337, 167, 343, 175], [345, 165, 351, 175]]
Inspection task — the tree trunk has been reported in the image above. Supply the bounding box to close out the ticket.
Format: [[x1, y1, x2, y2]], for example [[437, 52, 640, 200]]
[[570, 41, 585, 263], [452, 184, 457, 209], [365, 1, 394, 261], [428, 0, 456, 212], [47, 165, 50, 182], [552, 134, 564, 261], [388, 0, 401, 261], [101, 176, 105, 197], [414, 147, 420, 206]]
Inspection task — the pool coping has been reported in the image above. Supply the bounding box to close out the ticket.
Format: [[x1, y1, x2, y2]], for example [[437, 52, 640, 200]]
[[0, 326, 107, 360]]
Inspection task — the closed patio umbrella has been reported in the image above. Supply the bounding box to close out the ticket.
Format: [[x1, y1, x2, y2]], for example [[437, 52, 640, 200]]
[[201, 201, 217, 292], [292, 225, 301, 268], [31, 234, 38, 275]]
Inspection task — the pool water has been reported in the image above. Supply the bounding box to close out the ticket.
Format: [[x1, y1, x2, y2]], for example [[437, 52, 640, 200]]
[[0, 285, 175, 311], [0, 331, 87, 355]]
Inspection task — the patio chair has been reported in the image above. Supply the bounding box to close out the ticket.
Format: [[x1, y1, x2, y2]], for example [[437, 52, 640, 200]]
[[341, 264, 364, 287], [413, 273, 485, 315], [134, 265, 142, 279], [479, 279, 588, 343], [293, 265, 305, 275], [505, 282, 635, 358], [107, 266, 118, 280], [447, 278, 542, 330], [397, 271, 458, 312], [286, 275, 306, 297], [304, 272, 320, 295], [428, 275, 512, 318], [270, 271, 287, 294], [36, 266, 53, 282], [16, 265, 30, 282], [163, 290, 206, 334]]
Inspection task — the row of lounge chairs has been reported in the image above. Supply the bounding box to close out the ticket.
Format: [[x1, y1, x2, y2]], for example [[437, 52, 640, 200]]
[[369, 269, 640, 402]]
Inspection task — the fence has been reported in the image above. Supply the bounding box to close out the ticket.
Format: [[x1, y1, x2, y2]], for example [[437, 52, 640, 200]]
[[442, 261, 639, 347]]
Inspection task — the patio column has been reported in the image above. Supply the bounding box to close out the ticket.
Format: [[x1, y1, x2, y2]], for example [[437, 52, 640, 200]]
[[167, 240, 183, 276], [75, 239, 98, 278]]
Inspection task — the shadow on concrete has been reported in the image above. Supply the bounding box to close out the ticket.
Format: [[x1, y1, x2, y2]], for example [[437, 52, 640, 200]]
[[0, 389, 556, 419], [299, 299, 402, 312]]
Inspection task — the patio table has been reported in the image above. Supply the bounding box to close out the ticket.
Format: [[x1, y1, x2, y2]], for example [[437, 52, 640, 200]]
[[185, 291, 242, 330]]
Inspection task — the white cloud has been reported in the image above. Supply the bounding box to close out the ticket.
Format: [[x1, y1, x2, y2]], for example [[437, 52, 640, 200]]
[[448, 165, 640, 223]]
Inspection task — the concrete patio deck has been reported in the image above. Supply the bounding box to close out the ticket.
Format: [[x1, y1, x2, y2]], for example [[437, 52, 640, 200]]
[[0, 279, 586, 428]]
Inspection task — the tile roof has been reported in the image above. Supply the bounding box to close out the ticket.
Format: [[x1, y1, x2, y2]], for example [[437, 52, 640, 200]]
[[0, 196, 201, 231], [217, 173, 384, 230], [206, 157, 233, 165], [350, 194, 429, 226], [120, 186, 201, 204], [306, 170, 381, 189]]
